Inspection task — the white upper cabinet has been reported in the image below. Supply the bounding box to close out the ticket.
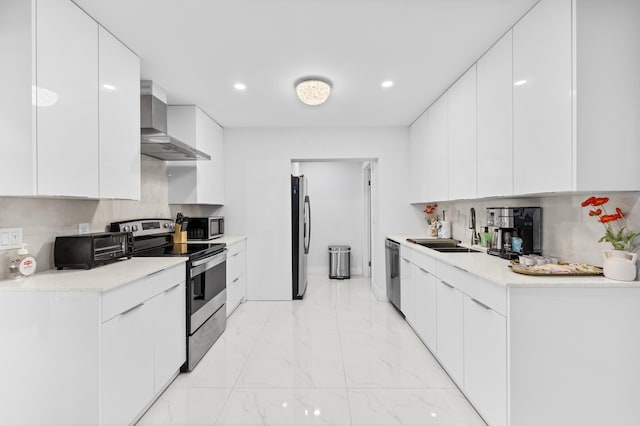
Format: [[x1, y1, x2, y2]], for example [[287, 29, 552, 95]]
[[0, 0, 141, 199], [513, 0, 572, 194], [98, 26, 141, 200], [36, 0, 99, 197], [409, 110, 429, 203], [0, 0, 36, 195], [426, 94, 448, 202], [573, 0, 640, 191], [167, 106, 225, 205], [477, 31, 513, 198], [447, 65, 477, 200]]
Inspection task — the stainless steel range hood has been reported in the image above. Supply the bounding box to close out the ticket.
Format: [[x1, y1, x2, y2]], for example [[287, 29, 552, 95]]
[[140, 81, 211, 161]]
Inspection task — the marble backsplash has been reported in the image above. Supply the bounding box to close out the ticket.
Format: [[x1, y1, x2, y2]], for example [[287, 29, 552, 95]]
[[412, 192, 640, 275], [0, 156, 220, 278]]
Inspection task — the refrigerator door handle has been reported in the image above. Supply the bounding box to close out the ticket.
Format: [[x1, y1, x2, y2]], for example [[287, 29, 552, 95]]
[[304, 195, 311, 254]]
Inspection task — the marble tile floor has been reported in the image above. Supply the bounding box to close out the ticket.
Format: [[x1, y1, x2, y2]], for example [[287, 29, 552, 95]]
[[138, 275, 487, 426]]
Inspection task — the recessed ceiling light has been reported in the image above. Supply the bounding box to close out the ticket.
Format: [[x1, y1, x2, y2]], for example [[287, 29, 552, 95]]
[[514, 80, 527, 86], [295, 77, 332, 106], [234, 83, 246, 91], [381, 80, 394, 88]]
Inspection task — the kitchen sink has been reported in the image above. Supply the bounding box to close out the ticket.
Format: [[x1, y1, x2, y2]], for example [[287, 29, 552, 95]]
[[406, 238, 482, 253], [431, 246, 482, 253], [406, 238, 459, 248]]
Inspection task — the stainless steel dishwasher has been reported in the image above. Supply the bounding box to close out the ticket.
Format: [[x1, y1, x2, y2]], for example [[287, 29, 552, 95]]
[[385, 239, 401, 311]]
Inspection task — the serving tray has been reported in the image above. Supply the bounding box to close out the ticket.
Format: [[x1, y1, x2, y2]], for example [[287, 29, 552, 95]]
[[509, 261, 603, 276]]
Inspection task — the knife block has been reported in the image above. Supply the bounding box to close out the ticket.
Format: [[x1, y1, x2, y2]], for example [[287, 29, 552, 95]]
[[173, 224, 187, 244]]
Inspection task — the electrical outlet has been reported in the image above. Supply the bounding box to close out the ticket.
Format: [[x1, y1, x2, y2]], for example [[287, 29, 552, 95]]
[[0, 228, 23, 251], [78, 223, 90, 234]]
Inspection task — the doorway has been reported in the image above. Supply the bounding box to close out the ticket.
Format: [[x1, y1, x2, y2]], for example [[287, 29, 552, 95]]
[[291, 159, 375, 279]]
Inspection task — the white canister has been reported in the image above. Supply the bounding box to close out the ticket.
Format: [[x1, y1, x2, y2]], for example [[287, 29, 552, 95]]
[[603, 250, 637, 281], [438, 221, 451, 239]]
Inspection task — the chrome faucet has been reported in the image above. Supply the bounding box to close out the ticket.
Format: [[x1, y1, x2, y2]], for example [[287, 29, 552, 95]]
[[469, 207, 480, 246]]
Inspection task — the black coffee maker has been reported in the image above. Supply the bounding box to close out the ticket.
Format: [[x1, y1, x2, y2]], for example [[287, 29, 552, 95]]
[[486, 207, 542, 259]]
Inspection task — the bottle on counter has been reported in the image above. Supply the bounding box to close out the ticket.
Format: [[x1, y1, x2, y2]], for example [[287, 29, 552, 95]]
[[480, 227, 491, 247], [8, 244, 37, 280]]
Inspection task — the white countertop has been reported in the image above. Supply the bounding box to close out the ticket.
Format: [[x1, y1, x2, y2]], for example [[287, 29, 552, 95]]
[[0, 257, 187, 293], [187, 235, 247, 246], [214, 235, 247, 246], [388, 235, 640, 288]]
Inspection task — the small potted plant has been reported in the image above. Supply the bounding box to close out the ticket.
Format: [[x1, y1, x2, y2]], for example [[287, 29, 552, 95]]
[[423, 203, 438, 237], [581, 196, 639, 281]]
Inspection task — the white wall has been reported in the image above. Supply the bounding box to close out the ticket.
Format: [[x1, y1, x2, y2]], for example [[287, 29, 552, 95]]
[[298, 161, 365, 276], [221, 127, 420, 301]]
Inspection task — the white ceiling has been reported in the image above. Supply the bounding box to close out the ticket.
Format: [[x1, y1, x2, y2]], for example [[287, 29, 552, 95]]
[[74, 0, 538, 128]]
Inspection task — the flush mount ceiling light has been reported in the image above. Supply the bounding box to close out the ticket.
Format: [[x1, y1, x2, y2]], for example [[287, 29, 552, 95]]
[[295, 77, 332, 106], [234, 83, 246, 91], [381, 80, 394, 88]]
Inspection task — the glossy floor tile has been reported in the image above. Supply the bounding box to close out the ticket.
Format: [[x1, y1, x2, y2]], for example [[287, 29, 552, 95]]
[[137, 275, 486, 426]]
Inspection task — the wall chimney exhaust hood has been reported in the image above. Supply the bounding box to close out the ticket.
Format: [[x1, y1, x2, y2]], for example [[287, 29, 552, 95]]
[[140, 81, 211, 161]]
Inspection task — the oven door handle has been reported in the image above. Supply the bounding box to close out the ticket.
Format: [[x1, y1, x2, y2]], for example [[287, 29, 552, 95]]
[[190, 251, 227, 277]]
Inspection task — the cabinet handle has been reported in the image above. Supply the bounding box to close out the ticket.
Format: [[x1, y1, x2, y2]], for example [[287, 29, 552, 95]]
[[471, 298, 492, 311], [120, 303, 144, 316], [442, 281, 454, 289], [164, 283, 181, 294], [232, 277, 239, 283], [231, 252, 239, 258], [453, 265, 468, 273]]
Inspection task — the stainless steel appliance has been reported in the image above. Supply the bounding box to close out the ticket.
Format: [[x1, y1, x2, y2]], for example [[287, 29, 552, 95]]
[[110, 218, 226, 371], [186, 216, 224, 240], [329, 245, 351, 279], [54, 232, 132, 270], [291, 175, 311, 299], [486, 207, 542, 259], [140, 81, 210, 161], [385, 239, 401, 311]]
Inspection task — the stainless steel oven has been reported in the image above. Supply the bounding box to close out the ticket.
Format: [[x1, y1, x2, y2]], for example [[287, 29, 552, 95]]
[[186, 249, 227, 371]]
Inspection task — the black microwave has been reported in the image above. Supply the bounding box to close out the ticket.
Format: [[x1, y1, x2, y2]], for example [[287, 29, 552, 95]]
[[187, 216, 224, 240]]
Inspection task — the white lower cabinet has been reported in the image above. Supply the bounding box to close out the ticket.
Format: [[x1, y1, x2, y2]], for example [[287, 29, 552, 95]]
[[436, 279, 464, 384], [101, 267, 185, 424], [226, 239, 247, 317], [398, 242, 640, 425], [0, 264, 186, 425], [151, 282, 186, 393], [413, 266, 437, 350], [400, 257, 416, 326], [102, 302, 154, 426], [463, 296, 507, 426]]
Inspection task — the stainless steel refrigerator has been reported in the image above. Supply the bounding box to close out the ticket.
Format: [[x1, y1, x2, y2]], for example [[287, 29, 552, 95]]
[[291, 175, 311, 299]]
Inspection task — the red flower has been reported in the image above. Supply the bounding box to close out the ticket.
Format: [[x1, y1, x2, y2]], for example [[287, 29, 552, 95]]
[[599, 214, 622, 224], [592, 197, 609, 206], [616, 207, 625, 218], [589, 209, 602, 216], [581, 196, 597, 207]]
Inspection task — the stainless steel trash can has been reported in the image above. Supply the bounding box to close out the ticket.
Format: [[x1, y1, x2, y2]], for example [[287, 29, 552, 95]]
[[329, 245, 351, 279]]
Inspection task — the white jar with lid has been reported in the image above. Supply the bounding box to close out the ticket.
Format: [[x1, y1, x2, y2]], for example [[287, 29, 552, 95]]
[[8, 244, 37, 280]]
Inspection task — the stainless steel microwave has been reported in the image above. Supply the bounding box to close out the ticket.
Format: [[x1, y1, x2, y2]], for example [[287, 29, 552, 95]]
[[186, 216, 224, 240]]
